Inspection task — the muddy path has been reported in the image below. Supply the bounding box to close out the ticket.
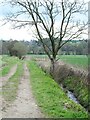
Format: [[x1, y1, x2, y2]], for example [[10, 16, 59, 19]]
[[0, 64, 17, 88], [2, 63, 44, 118]]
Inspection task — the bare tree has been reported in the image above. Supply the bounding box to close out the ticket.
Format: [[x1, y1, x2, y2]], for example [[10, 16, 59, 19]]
[[2, 0, 87, 74]]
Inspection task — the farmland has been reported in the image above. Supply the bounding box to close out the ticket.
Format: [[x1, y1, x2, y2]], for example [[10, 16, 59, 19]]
[[30, 54, 88, 70], [0, 0, 88, 118], [59, 55, 88, 70], [0, 55, 89, 118]]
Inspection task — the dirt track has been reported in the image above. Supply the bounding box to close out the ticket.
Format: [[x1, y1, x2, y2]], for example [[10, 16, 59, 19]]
[[2, 63, 43, 118], [0, 64, 17, 88], [0, 64, 17, 119]]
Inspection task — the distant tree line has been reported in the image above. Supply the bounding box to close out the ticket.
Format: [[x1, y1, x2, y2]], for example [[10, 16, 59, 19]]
[[28, 39, 88, 55], [60, 40, 88, 55], [0, 39, 88, 57]]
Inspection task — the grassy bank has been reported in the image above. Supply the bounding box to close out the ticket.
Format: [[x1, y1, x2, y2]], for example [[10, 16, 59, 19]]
[[27, 61, 88, 118], [36, 56, 89, 113], [62, 76, 88, 110], [2, 61, 23, 103]]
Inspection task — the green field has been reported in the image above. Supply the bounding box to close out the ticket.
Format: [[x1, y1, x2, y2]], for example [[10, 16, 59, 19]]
[[59, 55, 88, 70], [30, 55, 88, 70]]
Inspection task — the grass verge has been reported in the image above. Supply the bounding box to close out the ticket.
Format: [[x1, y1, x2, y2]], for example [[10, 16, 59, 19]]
[[0, 55, 2, 67], [27, 61, 88, 118], [0, 56, 20, 76], [2, 61, 23, 103]]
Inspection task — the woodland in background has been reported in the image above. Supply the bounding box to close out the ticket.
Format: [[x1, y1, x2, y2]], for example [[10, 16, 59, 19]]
[[0, 39, 88, 56]]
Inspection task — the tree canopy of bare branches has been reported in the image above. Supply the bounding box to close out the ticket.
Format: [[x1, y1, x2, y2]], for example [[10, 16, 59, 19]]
[[2, 0, 88, 73]]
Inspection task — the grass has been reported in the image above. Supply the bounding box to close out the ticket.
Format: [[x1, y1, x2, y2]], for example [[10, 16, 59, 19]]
[[29, 54, 48, 59], [27, 60, 88, 118], [0, 55, 2, 67], [29, 54, 88, 70], [62, 76, 88, 109], [2, 61, 23, 103], [0, 56, 20, 76], [58, 55, 88, 70]]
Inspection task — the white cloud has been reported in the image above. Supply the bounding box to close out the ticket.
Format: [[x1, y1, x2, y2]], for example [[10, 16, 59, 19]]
[[0, 20, 35, 41]]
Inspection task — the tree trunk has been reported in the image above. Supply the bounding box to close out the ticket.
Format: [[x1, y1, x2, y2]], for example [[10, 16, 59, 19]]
[[50, 59, 57, 77]]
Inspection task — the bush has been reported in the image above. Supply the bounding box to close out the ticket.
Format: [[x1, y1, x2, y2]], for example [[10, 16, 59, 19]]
[[12, 42, 28, 59]]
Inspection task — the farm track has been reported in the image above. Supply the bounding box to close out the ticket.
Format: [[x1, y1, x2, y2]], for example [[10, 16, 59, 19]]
[[0, 64, 17, 119], [0, 64, 17, 88], [0, 95, 2, 120], [2, 63, 44, 118], [0, 68, 2, 71]]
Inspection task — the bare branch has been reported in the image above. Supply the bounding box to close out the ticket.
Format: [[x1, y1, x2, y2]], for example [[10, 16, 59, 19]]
[[2, 0, 87, 62]]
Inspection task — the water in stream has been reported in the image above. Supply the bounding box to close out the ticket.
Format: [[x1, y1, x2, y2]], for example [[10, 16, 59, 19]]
[[60, 84, 89, 113], [67, 91, 79, 103], [60, 84, 79, 103]]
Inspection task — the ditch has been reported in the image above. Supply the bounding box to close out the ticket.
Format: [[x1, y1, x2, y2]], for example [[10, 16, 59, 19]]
[[37, 60, 89, 114], [60, 84, 89, 113], [60, 84, 79, 103]]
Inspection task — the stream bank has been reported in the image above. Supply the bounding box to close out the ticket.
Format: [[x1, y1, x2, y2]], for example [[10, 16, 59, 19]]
[[37, 60, 89, 112], [60, 84, 79, 104]]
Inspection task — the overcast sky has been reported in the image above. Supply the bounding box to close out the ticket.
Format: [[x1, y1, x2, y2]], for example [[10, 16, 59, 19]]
[[0, 0, 89, 41]]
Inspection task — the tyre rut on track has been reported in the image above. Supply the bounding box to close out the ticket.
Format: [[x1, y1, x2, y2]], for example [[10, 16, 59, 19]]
[[2, 63, 44, 118]]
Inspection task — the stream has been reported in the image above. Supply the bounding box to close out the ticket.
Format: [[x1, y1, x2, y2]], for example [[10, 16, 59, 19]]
[[60, 84, 79, 104], [67, 91, 79, 104], [60, 84, 89, 112]]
